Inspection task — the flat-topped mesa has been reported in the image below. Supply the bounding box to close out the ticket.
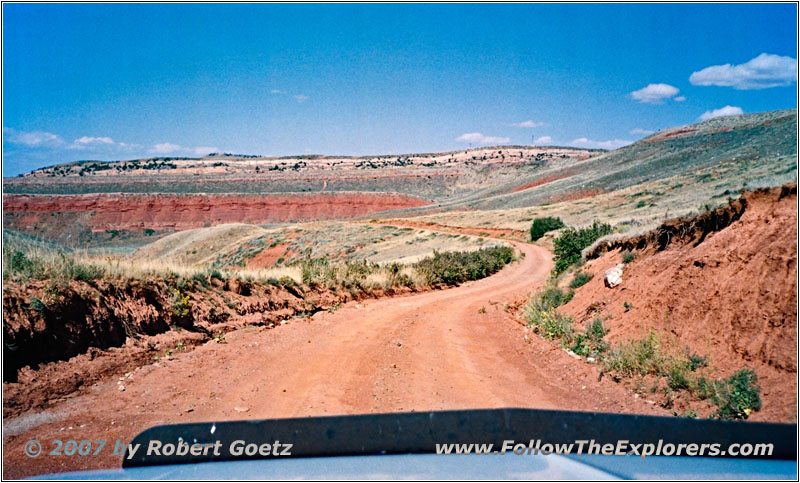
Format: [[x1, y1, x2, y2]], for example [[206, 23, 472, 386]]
[[10, 145, 596, 179]]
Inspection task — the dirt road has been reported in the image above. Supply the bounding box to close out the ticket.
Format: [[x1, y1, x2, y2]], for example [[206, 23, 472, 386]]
[[3, 241, 663, 478]]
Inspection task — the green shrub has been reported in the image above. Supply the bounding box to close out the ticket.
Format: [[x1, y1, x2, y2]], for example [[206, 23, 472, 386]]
[[207, 268, 224, 281], [191, 272, 210, 288], [538, 286, 568, 310], [530, 217, 565, 241], [688, 353, 709, 371], [572, 318, 608, 356], [621, 250, 637, 263], [414, 245, 514, 285], [526, 307, 574, 342], [712, 369, 762, 420], [570, 272, 593, 289], [523, 284, 579, 344], [62, 258, 104, 282], [552, 221, 612, 274]]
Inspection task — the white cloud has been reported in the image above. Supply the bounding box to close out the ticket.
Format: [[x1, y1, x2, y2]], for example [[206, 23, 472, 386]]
[[294, 94, 309, 103], [3, 127, 64, 147], [534, 136, 553, 145], [73, 136, 115, 145], [5, 128, 140, 154], [150, 142, 183, 154], [630, 128, 655, 136], [149, 143, 222, 156], [70, 136, 123, 150], [630, 83, 680, 104], [674, 96, 686, 102], [570, 138, 632, 150], [193, 146, 219, 156], [69, 135, 139, 151], [514, 120, 546, 128], [455, 132, 511, 144], [698, 105, 744, 121], [690, 53, 797, 90], [270, 89, 284, 94]]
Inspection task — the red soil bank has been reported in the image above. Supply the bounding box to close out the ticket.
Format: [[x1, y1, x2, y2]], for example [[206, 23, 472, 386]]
[[3, 192, 430, 231], [561, 185, 797, 422]]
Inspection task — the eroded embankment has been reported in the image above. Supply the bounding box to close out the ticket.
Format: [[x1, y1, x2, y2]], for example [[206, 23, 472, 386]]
[[2, 276, 417, 418], [2, 192, 431, 232], [561, 184, 797, 421]]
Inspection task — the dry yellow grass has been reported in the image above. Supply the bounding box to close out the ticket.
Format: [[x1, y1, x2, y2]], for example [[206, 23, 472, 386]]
[[65, 256, 305, 285]]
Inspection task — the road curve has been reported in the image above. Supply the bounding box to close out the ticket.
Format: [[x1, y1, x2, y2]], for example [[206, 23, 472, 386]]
[[3, 241, 662, 478]]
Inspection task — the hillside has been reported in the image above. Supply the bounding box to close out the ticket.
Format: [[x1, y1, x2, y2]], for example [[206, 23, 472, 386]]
[[398, 109, 797, 213], [554, 185, 797, 421], [392, 109, 797, 235]]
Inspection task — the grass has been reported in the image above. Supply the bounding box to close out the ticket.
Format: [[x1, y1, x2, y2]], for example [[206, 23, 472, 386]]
[[524, 283, 575, 343], [526, 306, 574, 342], [603, 331, 670, 377], [569, 272, 593, 289], [4, 230, 516, 298], [601, 332, 761, 419], [3, 233, 104, 283], [522, 281, 763, 420]]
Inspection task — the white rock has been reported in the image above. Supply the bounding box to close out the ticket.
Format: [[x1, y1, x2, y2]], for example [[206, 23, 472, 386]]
[[604, 264, 624, 288]]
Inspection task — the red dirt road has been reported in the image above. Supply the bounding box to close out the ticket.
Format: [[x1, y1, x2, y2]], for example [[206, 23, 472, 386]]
[[3, 242, 663, 478]]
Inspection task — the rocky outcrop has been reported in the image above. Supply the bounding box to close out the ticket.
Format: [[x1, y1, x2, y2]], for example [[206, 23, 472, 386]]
[[603, 264, 624, 288], [2, 192, 431, 232]]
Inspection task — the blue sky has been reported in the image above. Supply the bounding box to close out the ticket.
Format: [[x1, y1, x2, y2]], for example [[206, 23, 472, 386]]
[[3, 3, 797, 175]]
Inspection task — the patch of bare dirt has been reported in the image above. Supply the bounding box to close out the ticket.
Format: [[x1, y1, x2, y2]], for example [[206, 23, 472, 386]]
[[244, 243, 291, 269], [548, 188, 604, 203], [561, 184, 797, 422]]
